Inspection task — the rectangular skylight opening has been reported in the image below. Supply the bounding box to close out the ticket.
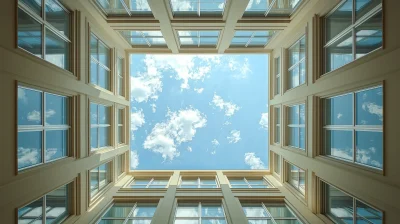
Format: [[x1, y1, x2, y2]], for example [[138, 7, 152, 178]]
[[170, 0, 226, 17]]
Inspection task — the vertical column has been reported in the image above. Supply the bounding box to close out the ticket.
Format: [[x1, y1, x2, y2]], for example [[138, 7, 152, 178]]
[[151, 171, 180, 224], [216, 171, 248, 224]]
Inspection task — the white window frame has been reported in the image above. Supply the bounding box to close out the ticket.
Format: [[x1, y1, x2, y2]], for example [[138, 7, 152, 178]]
[[90, 102, 112, 151], [285, 103, 306, 151], [117, 57, 124, 97], [97, 202, 157, 223], [90, 33, 111, 90], [287, 35, 306, 90], [128, 178, 170, 188], [274, 56, 281, 96], [285, 161, 306, 196], [273, 153, 281, 176], [90, 161, 112, 200], [242, 202, 302, 223], [178, 177, 219, 188], [174, 202, 227, 223], [228, 177, 272, 188]]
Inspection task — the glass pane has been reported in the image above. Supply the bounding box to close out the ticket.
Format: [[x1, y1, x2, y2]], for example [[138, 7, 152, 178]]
[[299, 104, 305, 125], [276, 76, 281, 96], [19, 0, 42, 16], [46, 130, 67, 162], [356, 131, 383, 169], [289, 66, 299, 89], [200, 179, 216, 185], [151, 179, 169, 185], [132, 205, 157, 217], [289, 41, 300, 66], [90, 103, 98, 125], [265, 205, 295, 218], [91, 128, 98, 149], [289, 106, 299, 125], [90, 168, 99, 197], [18, 87, 42, 126], [99, 42, 110, 68], [325, 130, 353, 161], [356, 87, 383, 125], [299, 127, 305, 150], [45, 29, 69, 70], [18, 131, 42, 169], [99, 164, 108, 188], [99, 105, 110, 124], [275, 126, 280, 143], [248, 37, 268, 46], [180, 185, 198, 188], [248, 220, 270, 224], [175, 220, 198, 224], [130, 0, 152, 12], [45, 93, 67, 125], [128, 220, 152, 224], [17, 8, 42, 57], [246, 179, 265, 185], [133, 179, 151, 185], [289, 127, 299, 148], [148, 37, 166, 46], [148, 185, 166, 188], [18, 197, 43, 223], [176, 205, 199, 217], [98, 66, 110, 90], [90, 34, 98, 60], [200, 37, 219, 46], [326, 31, 354, 72], [242, 205, 269, 217], [251, 185, 269, 189], [170, 0, 198, 12], [299, 36, 306, 59], [356, 200, 383, 224], [118, 126, 123, 144], [299, 169, 306, 195], [90, 60, 98, 85], [326, 0, 352, 41], [118, 76, 123, 96], [274, 154, 281, 174], [202, 220, 226, 224], [99, 220, 125, 224], [230, 37, 249, 46], [288, 164, 299, 189], [229, 179, 247, 185], [182, 179, 198, 185], [45, 0, 70, 37], [325, 94, 353, 125], [180, 37, 197, 46], [356, 11, 382, 59], [355, 0, 381, 20], [274, 221, 301, 224], [199, 185, 218, 188], [46, 185, 68, 222], [299, 60, 306, 85], [326, 184, 354, 224], [202, 205, 224, 217], [230, 185, 249, 188], [104, 203, 134, 218]]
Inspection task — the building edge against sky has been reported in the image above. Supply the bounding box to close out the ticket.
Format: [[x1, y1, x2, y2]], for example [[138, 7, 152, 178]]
[[0, 0, 400, 223]]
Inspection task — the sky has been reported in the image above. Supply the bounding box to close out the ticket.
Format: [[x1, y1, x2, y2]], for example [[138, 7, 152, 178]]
[[130, 54, 269, 170]]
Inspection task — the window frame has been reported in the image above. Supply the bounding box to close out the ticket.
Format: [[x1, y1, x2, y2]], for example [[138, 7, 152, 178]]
[[285, 161, 306, 197], [321, 85, 384, 171], [322, 0, 383, 75], [273, 152, 281, 177], [287, 35, 306, 90], [16, 181, 74, 224], [89, 161, 112, 201], [89, 32, 112, 91], [169, 0, 226, 17], [127, 177, 170, 189], [243, 0, 304, 17], [116, 106, 125, 146], [274, 56, 281, 96], [178, 176, 219, 188], [230, 30, 277, 48], [116, 153, 126, 179], [116, 56, 125, 97], [273, 105, 281, 145], [89, 101, 113, 152], [176, 30, 221, 48], [284, 102, 306, 152], [228, 177, 272, 188], [118, 30, 167, 48], [241, 202, 303, 223], [17, 0, 73, 72], [320, 179, 384, 224], [173, 201, 228, 223], [17, 84, 72, 172], [96, 202, 158, 223]]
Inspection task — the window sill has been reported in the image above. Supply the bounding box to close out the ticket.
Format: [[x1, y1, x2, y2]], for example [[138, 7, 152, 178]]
[[315, 155, 384, 176], [89, 182, 114, 208], [90, 146, 115, 155], [283, 182, 306, 205], [17, 157, 74, 176], [88, 83, 114, 95], [284, 82, 307, 94], [282, 146, 307, 156]]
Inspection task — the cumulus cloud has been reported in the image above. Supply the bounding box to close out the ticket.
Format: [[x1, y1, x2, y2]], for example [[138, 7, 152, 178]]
[[259, 113, 268, 130], [46, 109, 56, 118], [211, 139, 220, 146], [244, 152, 266, 169], [362, 102, 383, 121], [331, 148, 353, 161], [227, 130, 241, 144], [228, 57, 252, 79], [356, 147, 382, 168], [187, 146, 192, 152], [131, 56, 163, 102], [194, 88, 204, 94], [143, 108, 207, 160], [211, 94, 240, 117], [150, 104, 157, 113], [18, 147, 40, 167], [45, 148, 58, 161], [131, 110, 145, 140], [27, 110, 41, 122], [337, 113, 343, 119], [18, 88, 27, 102], [223, 121, 231, 126], [130, 150, 139, 169]]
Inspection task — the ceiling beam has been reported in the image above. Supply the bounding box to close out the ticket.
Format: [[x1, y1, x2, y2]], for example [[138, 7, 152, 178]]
[[146, 0, 179, 53], [218, 0, 251, 53]]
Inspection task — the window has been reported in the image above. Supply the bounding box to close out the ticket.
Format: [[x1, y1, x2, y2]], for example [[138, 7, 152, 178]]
[[117, 108, 125, 145], [288, 36, 306, 89], [17, 86, 69, 171], [118, 31, 167, 47], [324, 0, 382, 73], [90, 34, 111, 90], [97, 202, 157, 224], [322, 182, 383, 224], [230, 30, 277, 47], [117, 57, 124, 96], [116, 153, 125, 177], [170, 0, 226, 17], [18, 183, 71, 223], [95, 0, 152, 16], [242, 202, 302, 223], [287, 104, 305, 150], [274, 57, 281, 95], [244, 0, 303, 17], [17, 0, 71, 70], [179, 177, 218, 188], [90, 103, 111, 151], [178, 30, 220, 47], [90, 162, 111, 198], [323, 86, 383, 170], [274, 153, 281, 175], [228, 177, 271, 188], [128, 178, 169, 188], [174, 202, 227, 224], [274, 107, 281, 144], [286, 162, 305, 196]]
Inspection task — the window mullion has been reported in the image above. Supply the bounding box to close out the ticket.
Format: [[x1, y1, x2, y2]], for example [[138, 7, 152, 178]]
[[199, 202, 202, 223], [42, 92, 46, 164], [42, 195, 46, 224]]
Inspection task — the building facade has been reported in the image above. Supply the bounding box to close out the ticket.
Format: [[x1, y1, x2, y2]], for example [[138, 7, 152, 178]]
[[0, 0, 399, 223]]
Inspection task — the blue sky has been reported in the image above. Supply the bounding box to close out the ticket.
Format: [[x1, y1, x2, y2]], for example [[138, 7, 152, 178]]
[[129, 54, 269, 170]]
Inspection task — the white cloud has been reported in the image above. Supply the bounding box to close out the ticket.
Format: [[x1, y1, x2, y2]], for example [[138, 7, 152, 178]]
[[223, 121, 231, 126], [211, 139, 220, 146], [18, 147, 40, 167], [46, 109, 56, 118], [227, 130, 241, 144], [211, 94, 240, 117], [194, 88, 204, 94], [144, 108, 207, 160], [131, 110, 145, 140], [362, 102, 383, 121], [130, 150, 139, 169], [244, 152, 266, 169], [27, 110, 41, 122], [259, 113, 268, 130], [171, 0, 193, 11], [331, 148, 353, 161], [150, 104, 157, 113], [356, 147, 382, 168], [211, 150, 216, 155], [228, 57, 252, 79], [45, 148, 58, 161], [187, 146, 193, 152], [337, 113, 343, 119], [18, 88, 27, 102]]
